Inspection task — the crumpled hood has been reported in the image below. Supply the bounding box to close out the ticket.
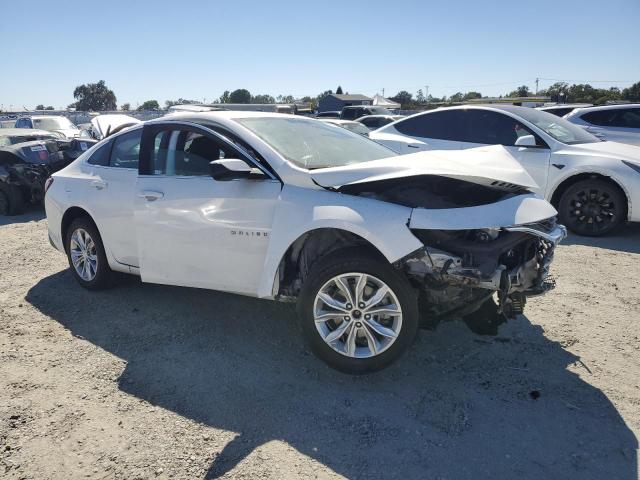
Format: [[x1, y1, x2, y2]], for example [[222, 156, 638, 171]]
[[91, 114, 141, 139], [310, 145, 539, 190], [563, 140, 640, 165]]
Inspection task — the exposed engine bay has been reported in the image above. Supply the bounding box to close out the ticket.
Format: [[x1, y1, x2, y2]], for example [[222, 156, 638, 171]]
[[340, 174, 566, 328]]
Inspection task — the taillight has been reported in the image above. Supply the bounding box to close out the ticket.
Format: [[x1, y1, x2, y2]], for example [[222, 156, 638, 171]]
[[44, 177, 54, 194]]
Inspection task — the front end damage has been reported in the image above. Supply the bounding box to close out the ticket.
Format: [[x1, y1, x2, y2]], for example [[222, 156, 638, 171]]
[[402, 218, 566, 326]]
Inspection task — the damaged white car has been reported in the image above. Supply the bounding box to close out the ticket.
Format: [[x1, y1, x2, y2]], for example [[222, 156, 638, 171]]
[[45, 112, 566, 373]]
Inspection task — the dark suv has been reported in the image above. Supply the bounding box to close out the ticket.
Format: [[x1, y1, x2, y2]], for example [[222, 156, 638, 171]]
[[340, 106, 392, 120]]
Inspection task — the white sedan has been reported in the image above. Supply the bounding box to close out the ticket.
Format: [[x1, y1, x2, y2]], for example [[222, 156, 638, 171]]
[[45, 112, 565, 373], [564, 104, 640, 147], [370, 105, 640, 236]]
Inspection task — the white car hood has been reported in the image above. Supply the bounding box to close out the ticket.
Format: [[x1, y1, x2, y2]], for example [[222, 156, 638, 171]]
[[310, 145, 539, 190], [91, 114, 141, 138], [566, 140, 640, 164], [53, 128, 81, 139]]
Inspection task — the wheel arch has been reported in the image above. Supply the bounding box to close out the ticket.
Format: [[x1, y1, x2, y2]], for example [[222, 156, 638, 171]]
[[272, 227, 390, 299], [60, 206, 100, 253], [548, 172, 630, 221]]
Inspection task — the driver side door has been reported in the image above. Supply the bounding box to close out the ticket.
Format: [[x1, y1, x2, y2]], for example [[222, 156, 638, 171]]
[[134, 122, 282, 296]]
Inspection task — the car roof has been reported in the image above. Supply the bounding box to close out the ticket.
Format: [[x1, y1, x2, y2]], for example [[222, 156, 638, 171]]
[[163, 111, 305, 122], [21, 115, 68, 119], [0, 127, 57, 136], [570, 103, 640, 114], [318, 119, 358, 125]]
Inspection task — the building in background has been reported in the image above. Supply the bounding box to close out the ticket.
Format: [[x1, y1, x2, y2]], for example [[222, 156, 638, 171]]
[[317, 94, 372, 113]]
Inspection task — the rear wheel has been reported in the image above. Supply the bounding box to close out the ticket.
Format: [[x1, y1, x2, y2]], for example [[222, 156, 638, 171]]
[[297, 249, 419, 374], [65, 217, 113, 290], [558, 179, 625, 236], [0, 184, 25, 216]]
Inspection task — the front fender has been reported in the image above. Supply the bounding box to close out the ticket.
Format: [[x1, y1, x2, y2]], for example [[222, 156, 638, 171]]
[[257, 185, 423, 298]]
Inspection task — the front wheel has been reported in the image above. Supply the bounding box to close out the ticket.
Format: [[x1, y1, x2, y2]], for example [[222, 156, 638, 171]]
[[297, 249, 419, 374], [558, 179, 625, 236]]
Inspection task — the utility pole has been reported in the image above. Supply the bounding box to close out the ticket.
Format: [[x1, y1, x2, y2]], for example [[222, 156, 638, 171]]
[[535, 77, 539, 95], [382, 88, 385, 97], [425, 85, 429, 105]]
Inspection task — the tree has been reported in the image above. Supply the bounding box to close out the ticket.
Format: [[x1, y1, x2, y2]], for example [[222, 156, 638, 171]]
[[448, 92, 464, 103], [622, 81, 640, 102], [336, 86, 343, 95], [507, 85, 531, 98], [120, 103, 131, 111], [36, 104, 45, 110], [251, 94, 275, 104], [416, 89, 425, 103], [218, 90, 231, 103], [542, 82, 569, 103], [165, 98, 198, 107], [137, 100, 160, 111], [463, 91, 482, 100], [277, 95, 295, 103], [45, 106, 54, 110], [229, 89, 252, 103], [389, 91, 413, 107], [72, 80, 117, 111]]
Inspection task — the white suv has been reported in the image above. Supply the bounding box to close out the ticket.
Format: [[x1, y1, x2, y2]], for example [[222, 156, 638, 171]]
[[45, 112, 565, 373], [564, 104, 640, 146]]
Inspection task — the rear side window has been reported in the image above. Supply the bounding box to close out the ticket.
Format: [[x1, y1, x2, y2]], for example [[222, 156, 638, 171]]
[[614, 109, 640, 128], [464, 110, 537, 146], [393, 110, 467, 141], [87, 142, 112, 166], [581, 110, 616, 126], [110, 129, 142, 168]]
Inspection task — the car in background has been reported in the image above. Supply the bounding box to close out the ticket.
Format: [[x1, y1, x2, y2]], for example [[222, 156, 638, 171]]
[[15, 115, 82, 139], [357, 114, 404, 130], [1, 119, 16, 128], [315, 111, 341, 118], [0, 129, 97, 215], [89, 114, 142, 140], [536, 104, 592, 117], [319, 118, 371, 136], [340, 106, 393, 121], [45, 111, 564, 373], [564, 104, 640, 146], [369, 105, 640, 236]]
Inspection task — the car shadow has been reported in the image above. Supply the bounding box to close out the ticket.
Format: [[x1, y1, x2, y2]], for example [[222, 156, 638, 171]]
[[26, 271, 637, 479], [562, 223, 640, 254], [0, 206, 45, 226]]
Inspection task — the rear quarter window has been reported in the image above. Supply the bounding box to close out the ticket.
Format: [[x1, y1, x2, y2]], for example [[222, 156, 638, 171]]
[[87, 141, 112, 166]]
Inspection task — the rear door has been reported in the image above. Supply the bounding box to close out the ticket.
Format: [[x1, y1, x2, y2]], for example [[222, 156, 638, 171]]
[[386, 110, 466, 153], [460, 110, 551, 194], [134, 122, 282, 295]]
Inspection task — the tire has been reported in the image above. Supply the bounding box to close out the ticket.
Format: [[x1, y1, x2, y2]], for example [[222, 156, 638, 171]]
[[297, 248, 419, 374], [558, 178, 626, 237], [65, 217, 113, 290], [0, 183, 25, 216]]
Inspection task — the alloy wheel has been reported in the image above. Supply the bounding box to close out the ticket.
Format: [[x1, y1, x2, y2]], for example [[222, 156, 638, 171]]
[[70, 228, 98, 281], [567, 187, 618, 234], [313, 272, 403, 358]]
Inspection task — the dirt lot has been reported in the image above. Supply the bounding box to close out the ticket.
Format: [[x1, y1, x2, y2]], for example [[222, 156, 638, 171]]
[[0, 210, 638, 480]]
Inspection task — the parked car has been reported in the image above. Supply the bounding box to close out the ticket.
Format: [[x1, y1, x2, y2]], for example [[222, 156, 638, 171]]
[[1, 119, 16, 128], [45, 112, 565, 373], [369, 105, 640, 236], [357, 114, 404, 129], [564, 104, 640, 146], [0, 129, 97, 214], [319, 118, 371, 135], [340, 106, 392, 120], [15, 115, 82, 139], [536, 104, 592, 117], [315, 111, 341, 118]]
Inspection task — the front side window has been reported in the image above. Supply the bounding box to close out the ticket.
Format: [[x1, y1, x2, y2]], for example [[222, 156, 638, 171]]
[[110, 129, 142, 168], [150, 129, 237, 176], [236, 117, 394, 169], [87, 141, 112, 166], [465, 110, 538, 146], [393, 110, 467, 141]]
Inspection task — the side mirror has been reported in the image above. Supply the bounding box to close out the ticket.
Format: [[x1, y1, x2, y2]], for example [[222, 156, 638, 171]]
[[209, 158, 264, 181], [514, 135, 537, 147]]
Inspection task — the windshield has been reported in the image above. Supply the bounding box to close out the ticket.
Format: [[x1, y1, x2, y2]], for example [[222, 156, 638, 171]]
[[514, 108, 599, 144], [10, 134, 57, 144], [236, 117, 394, 169], [32, 117, 78, 131], [334, 121, 370, 135]]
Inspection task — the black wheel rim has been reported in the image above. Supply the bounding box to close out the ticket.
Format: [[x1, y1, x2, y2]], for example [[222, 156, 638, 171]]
[[567, 187, 617, 234], [0, 191, 8, 215]]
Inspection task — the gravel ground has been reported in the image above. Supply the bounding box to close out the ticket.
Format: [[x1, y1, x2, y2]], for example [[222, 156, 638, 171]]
[[1, 210, 639, 480]]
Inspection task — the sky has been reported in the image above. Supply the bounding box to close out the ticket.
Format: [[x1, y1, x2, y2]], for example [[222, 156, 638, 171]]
[[1, 0, 639, 110]]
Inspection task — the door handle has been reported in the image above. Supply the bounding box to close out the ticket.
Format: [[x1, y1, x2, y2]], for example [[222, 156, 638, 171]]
[[407, 144, 421, 149], [138, 190, 164, 201], [90, 180, 107, 190]]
